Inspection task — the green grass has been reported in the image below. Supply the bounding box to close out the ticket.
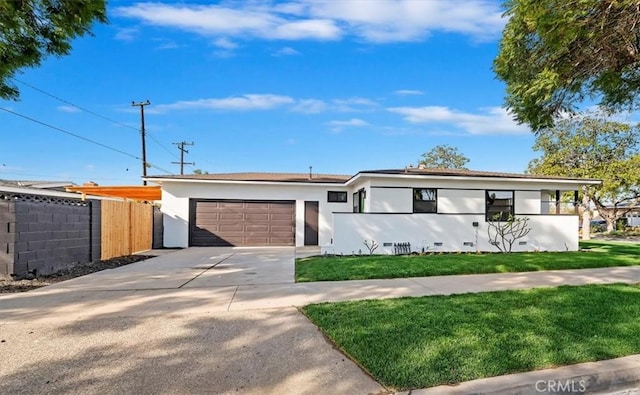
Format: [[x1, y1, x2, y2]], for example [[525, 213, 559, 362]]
[[303, 284, 640, 390], [296, 240, 640, 282]]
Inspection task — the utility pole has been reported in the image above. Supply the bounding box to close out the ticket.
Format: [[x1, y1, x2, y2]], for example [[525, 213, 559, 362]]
[[131, 100, 151, 185], [172, 141, 195, 175]]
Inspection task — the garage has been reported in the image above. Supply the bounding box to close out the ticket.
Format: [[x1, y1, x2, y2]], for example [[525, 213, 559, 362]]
[[189, 199, 295, 246]]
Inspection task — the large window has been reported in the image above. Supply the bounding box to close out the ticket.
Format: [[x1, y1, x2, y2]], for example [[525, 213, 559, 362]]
[[327, 191, 347, 203], [413, 188, 437, 213], [486, 190, 514, 221]]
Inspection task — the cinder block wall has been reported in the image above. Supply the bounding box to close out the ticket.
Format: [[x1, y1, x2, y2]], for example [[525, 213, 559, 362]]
[[0, 199, 16, 277], [12, 196, 94, 276]]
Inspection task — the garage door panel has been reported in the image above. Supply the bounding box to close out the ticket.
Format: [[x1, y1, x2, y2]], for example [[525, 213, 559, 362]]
[[219, 212, 243, 220], [190, 200, 295, 246], [245, 213, 269, 221], [219, 224, 244, 232]]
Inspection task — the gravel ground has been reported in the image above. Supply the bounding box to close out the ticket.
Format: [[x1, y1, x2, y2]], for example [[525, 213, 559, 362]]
[[0, 255, 155, 293]]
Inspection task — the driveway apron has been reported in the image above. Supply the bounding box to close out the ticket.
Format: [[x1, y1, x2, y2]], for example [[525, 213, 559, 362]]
[[0, 247, 386, 395]]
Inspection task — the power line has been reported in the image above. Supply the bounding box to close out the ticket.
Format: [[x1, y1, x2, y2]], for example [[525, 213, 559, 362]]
[[12, 77, 181, 162], [172, 141, 195, 175], [0, 107, 173, 175]]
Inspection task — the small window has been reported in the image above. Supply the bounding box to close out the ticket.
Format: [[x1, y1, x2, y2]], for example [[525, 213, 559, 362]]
[[327, 191, 347, 203], [486, 190, 514, 221], [413, 188, 437, 213]]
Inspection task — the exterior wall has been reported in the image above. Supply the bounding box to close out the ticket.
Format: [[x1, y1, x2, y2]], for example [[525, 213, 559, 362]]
[[160, 182, 351, 248], [330, 213, 579, 254], [12, 197, 95, 277], [159, 174, 586, 250], [515, 190, 541, 215], [438, 189, 484, 214], [369, 187, 412, 212], [0, 200, 16, 277]]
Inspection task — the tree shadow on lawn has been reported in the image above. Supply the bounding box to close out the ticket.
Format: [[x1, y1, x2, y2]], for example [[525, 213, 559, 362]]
[[303, 283, 640, 390]]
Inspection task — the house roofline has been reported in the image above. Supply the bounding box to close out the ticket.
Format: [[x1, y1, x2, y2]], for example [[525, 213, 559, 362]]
[[145, 169, 602, 187], [346, 172, 602, 186], [144, 177, 349, 187]]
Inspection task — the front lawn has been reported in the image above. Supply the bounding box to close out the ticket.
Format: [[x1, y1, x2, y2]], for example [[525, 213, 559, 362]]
[[302, 284, 640, 390], [296, 240, 640, 282]]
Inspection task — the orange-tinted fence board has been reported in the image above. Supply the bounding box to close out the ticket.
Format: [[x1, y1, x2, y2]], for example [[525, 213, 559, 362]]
[[101, 200, 153, 260]]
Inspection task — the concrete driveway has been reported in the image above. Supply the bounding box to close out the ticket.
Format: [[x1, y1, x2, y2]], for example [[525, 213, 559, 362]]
[[4, 247, 640, 394], [0, 247, 386, 395]]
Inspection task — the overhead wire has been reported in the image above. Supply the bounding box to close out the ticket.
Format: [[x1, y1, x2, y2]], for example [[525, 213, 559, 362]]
[[12, 77, 183, 164], [0, 107, 173, 174]]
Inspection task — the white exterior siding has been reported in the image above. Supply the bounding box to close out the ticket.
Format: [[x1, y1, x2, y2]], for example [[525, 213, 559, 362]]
[[370, 187, 412, 212], [155, 172, 590, 251], [515, 190, 541, 215], [438, 189, 484, 214], [160, 182, 349, 248], [331, 214, 578, 254]]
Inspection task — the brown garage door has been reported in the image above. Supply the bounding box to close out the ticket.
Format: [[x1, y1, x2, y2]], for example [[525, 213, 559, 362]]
[[189, 199, 295, 246]]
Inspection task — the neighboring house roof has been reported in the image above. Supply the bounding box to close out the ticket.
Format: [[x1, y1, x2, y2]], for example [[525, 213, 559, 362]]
[[66, 185, 162, 201], [0, 179, 76, 191], [146, 168, 601, 186]]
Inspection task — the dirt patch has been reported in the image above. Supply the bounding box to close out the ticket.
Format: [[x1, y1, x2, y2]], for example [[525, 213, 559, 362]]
[[0, 255, 155, 293]]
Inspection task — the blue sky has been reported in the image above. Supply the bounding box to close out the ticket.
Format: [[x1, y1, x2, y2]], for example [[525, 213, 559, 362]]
[[1, 0, 539, 185]]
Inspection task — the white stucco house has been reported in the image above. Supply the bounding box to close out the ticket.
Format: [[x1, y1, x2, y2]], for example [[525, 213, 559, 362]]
[[146, 168, 600, 254]]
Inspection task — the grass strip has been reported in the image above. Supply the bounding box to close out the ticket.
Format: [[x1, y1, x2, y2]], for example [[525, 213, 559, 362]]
[[296, 240, 640, 282], [303, 283, 640, 390]]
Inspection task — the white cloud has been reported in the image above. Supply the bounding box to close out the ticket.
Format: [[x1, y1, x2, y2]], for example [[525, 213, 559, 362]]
[[328, 118, 369, 132], [114, 27, 139, 41], [291, 99, 329, 114], [394, 89, 424, 96], [57, 105, 80, 113], [114, 3, 341, 41], [272, 46, 301, 56], [114, 1, 505, 44], [151, 94, 295, 113], [388, 106, 531, 135], [333, 97, 380, 112], [214, 37, 239, 50]]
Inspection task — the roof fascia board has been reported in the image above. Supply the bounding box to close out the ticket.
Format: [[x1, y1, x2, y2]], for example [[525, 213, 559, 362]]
[[144, 177, 349, 187], [348, 172, 601, 186]]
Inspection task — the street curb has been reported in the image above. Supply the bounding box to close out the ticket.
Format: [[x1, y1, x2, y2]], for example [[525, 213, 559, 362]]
[[397, 354, 640, 395]]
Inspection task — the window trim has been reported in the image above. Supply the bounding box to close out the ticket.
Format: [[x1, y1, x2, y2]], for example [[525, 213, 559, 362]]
[[485, 189, 515, 221], [413, 188, 437, 213], [327, 191, 348, 203]]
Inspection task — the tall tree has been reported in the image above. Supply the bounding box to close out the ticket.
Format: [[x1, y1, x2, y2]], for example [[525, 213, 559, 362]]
[[0, 0, 107, 100], [494, 0, 640, 131], [419, 145, 469, 169], [528, 114, 640, 236]]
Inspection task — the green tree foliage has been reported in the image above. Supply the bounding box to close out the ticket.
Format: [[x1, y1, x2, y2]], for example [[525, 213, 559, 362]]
[[528, 113, 640, 233], [419, 145, 469, 169], [192, 169, 209, 175], [0, 0, 107, 100], [494, 0, 640, 131]]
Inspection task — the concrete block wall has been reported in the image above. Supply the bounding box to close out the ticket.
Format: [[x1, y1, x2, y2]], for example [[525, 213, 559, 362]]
[[90, 199, 101, 262], [12, 196, 93, 276], [0, 199, 16, 277]]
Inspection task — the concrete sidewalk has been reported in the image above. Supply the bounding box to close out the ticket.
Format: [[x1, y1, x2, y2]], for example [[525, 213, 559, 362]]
[[2, 247, 640, 394]]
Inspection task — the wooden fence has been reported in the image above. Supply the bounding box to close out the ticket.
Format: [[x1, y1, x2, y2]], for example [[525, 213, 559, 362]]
[[101, 200, 153, 260]]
